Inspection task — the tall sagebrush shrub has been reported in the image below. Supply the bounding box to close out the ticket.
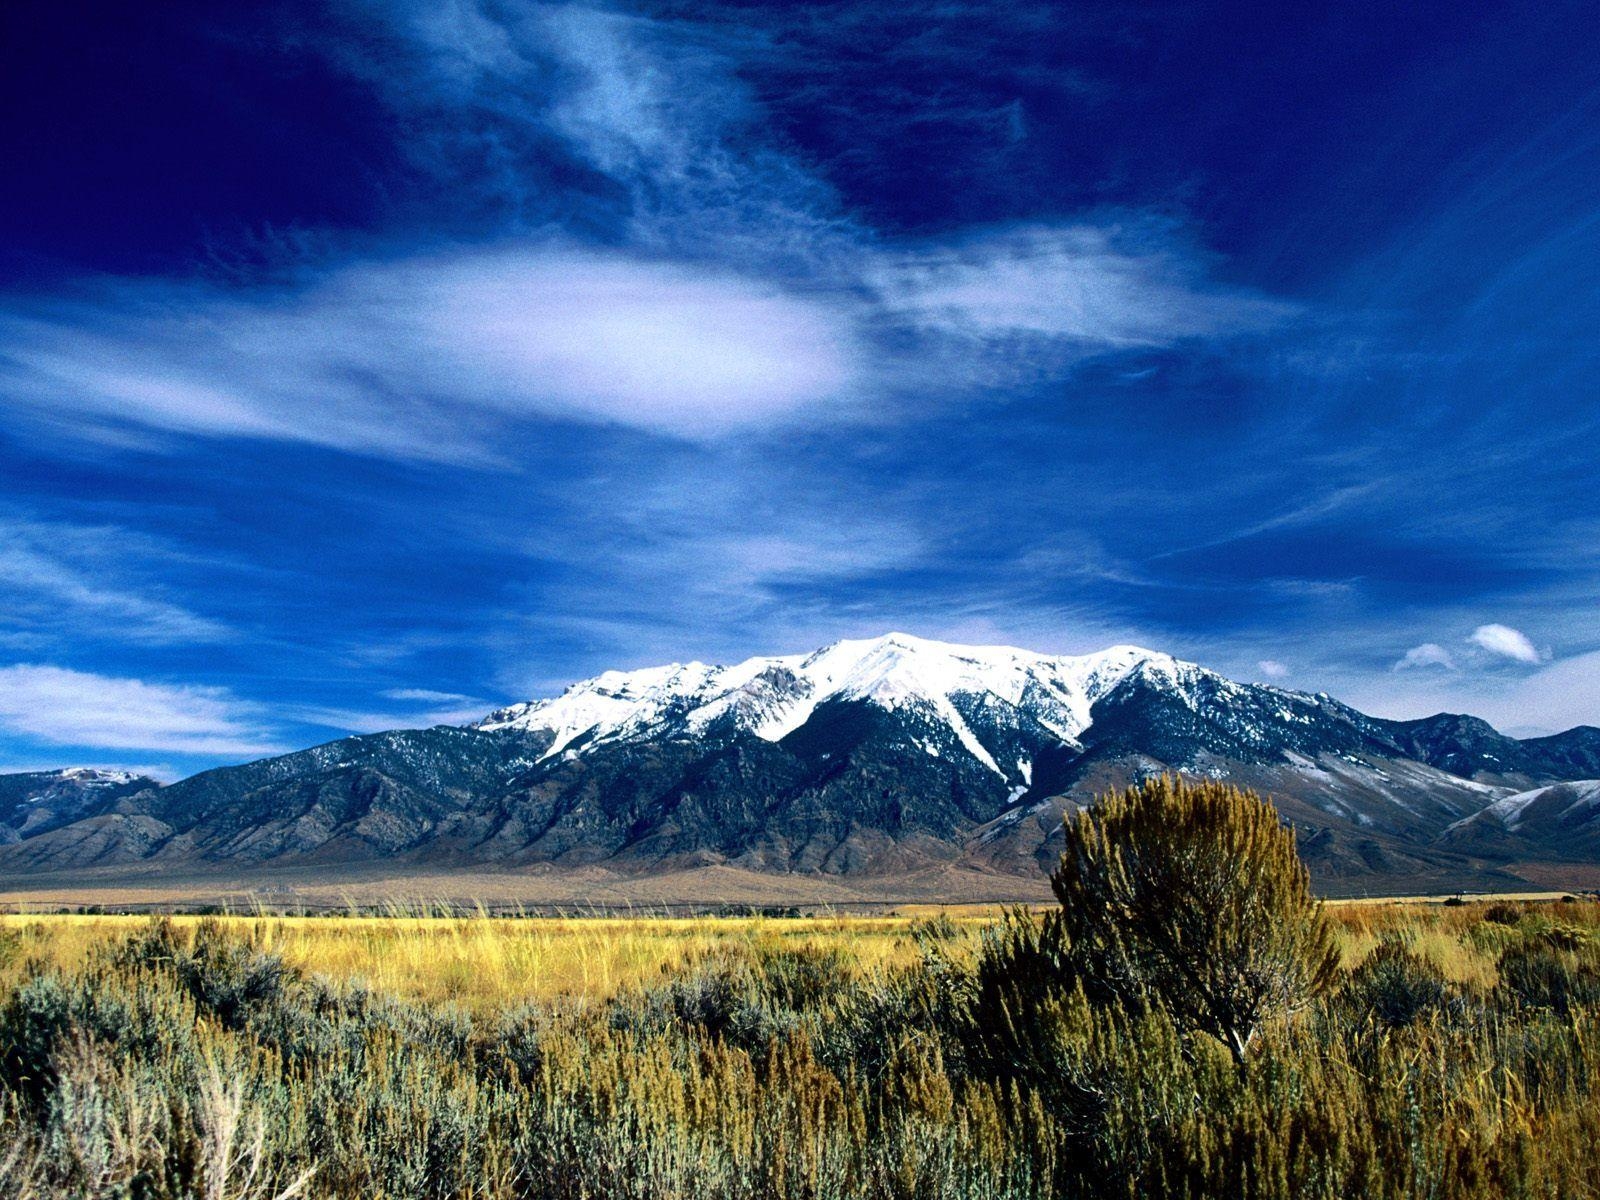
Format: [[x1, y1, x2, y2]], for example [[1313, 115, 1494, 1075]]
[[1051, 777, 1340, 1065]]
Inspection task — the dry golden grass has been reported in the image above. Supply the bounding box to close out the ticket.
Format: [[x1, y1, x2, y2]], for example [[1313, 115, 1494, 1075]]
[[5, 895, 1588, 1009], [5, 901, 1598, 1199], [0, 909, 991, 1008], [1331, 895, 1600, 987]]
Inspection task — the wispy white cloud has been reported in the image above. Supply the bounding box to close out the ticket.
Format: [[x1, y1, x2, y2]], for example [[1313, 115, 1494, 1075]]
[[477, 452, 1184, 701], [0, 518, 229, 646], [385, 1, 1296, 363], [0, 3, 1298, 463], [482, 462, 936, 692], [1152, 483, 1381, 562], [1395, 642, 1457, 671], [281, 686, 494, 732], [0, 665, 280, 757], [0, 218, 1295, 456], [0, 245, 863, 453], [382, 688, 475, 704], [350, 0, 851, 266], [874, 223, 1293, 350], [1257, 659, 1289, 679], [1470, 622, 1543, 664], [278, 700, 489, 733]]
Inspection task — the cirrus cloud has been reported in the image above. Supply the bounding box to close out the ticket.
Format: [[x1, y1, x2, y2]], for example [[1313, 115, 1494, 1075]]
[[874, 223, 1294, 349], [0, 664, 280, 757], [0, 518, 230, 646], [0, 245, 863, 456], [0, 2, 1300, 464]]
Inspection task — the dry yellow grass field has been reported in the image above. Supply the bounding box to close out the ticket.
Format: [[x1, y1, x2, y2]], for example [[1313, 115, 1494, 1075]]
[[0, 909, 994, 1008], [6, 896, 1585, 1008], [5, 894, 1600, 1197]]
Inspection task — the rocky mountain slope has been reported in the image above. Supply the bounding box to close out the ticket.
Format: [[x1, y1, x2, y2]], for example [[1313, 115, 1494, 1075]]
[[0, 768, 160, 846], [1441, 781, 1600, 861], [2, 633, 1598, 893]]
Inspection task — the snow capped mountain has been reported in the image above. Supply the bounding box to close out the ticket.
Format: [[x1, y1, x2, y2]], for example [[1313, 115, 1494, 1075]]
[[0, 767, 159, 845], [5, 633, 1600, 893], [41, 767, 143, 790], [477, 632, 1185, 772], [0, 766, 149, 803]]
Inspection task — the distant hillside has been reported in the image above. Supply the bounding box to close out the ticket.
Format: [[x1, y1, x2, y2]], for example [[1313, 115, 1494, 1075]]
[[1, 768, 161, 846], [2, 633, 1598, 897]]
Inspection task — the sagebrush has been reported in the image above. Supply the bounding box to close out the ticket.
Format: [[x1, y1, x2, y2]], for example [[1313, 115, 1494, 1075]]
[[1, 900, 1598, 1198]]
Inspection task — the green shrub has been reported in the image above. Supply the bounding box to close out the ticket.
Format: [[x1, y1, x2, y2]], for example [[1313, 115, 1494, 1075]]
[[1535, 921, 1591, 952], [1483, 902, 1523, 926], [0, 973, 73, 1107], [1341, 941, 1455, 1028], [1496, 941, 1600, 1015], [964, 909, 1079, 1090], [175, 921, 296, 1030], [1051, 778, 1340, 1065], [755, 942, 854, 1012]]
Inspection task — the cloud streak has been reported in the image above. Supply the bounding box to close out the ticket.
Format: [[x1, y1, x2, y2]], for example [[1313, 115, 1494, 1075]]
[[346, 0, 853, 266], [875, 223, 1293, 349], [0, 665, 280, 757], [0, 245, 865, 454], [0, 518, 230, 646], [0, 222, 1290, 459]]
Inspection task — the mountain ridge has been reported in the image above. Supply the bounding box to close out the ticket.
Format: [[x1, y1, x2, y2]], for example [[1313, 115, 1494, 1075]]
[[0, 768, 163, 847], [2, 633, 1598, 895]]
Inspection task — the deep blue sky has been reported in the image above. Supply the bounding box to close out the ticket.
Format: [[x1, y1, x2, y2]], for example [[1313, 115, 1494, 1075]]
[[1, 0, 1597, 776]]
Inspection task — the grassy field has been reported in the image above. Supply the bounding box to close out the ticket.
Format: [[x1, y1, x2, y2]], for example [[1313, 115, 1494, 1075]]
[[4, 890, 1590, 999], [0, 899, 1567, 1006], [3, 899, 1600, 1198], [0, 911, 986, 1009]]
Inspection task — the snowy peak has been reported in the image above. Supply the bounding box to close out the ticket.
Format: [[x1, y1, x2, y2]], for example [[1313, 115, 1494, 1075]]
[[1, 766, 148, 800], [794, 633, 1150, 712], [53, 767, 143, 787], [478, 660, 720, 753], [476, 632, 1195, 767], [1438, 779, 1600, 862], [1, 767, 160, 845]]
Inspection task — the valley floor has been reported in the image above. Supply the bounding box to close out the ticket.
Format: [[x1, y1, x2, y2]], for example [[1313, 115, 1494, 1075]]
[[1, 855, 1591, 914], [0, 861, 1062, 914], [0, 899, 1569, 1006]]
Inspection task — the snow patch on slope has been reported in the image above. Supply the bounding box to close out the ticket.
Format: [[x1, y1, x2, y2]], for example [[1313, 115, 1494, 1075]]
[[1451, 780, 1600, 832], [12, 767, 144, 804]]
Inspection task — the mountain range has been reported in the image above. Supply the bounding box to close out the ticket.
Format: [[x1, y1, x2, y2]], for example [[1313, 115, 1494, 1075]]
[[3, 633, 1599, 901]]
